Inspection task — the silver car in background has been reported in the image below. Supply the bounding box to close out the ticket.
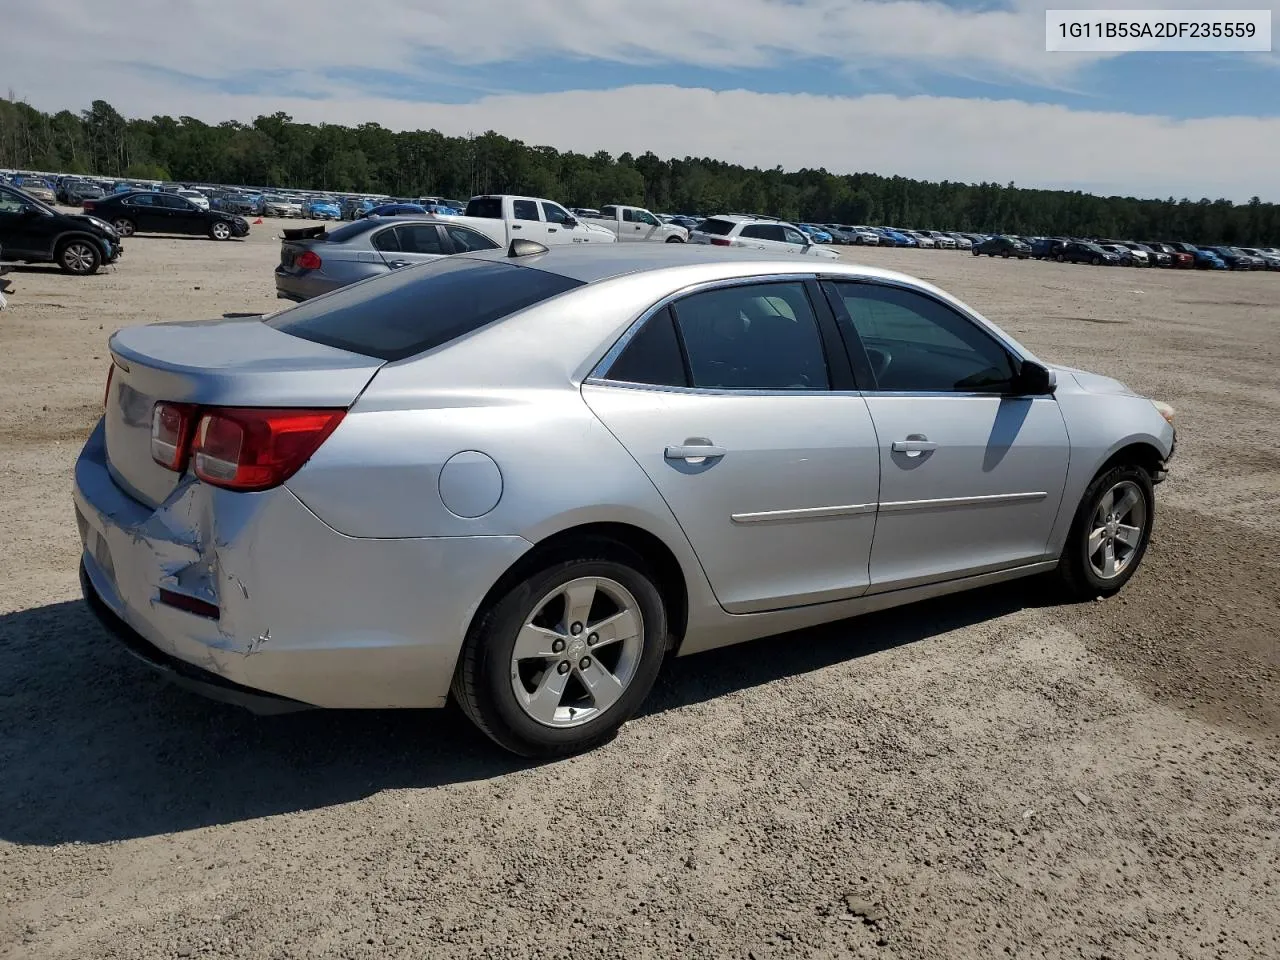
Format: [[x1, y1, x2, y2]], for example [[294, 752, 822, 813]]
[[274, 216, 501, 301], [76, 243, 1176, 757]]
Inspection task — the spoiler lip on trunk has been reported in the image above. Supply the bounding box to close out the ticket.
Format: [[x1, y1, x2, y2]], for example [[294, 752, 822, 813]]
[[281, 225, 327, 241]]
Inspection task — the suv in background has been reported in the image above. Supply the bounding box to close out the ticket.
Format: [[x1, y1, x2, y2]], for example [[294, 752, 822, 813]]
[[689, 215, 840, 259], [973, 235, 1030, 258], [0, 183, 122, 274]]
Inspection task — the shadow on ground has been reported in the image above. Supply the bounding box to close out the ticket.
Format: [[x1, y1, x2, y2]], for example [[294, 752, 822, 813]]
[[0, 584, 1043, 846]]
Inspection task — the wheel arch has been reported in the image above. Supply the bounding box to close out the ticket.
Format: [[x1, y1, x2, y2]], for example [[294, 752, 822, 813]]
[[465, 521, 690, 655], [51, 229, 108, 253]]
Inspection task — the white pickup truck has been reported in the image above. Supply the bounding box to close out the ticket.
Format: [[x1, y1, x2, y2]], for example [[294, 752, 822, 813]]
[[458, 195, 616, 247], [583, 204, 688, 242]]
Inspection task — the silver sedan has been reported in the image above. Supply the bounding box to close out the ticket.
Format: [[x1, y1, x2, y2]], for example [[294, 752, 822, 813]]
[[274, 215, 501, 301], [75, 243, 1176, 756]]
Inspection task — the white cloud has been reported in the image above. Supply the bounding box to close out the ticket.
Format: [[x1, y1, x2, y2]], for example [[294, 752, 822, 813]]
[[3, 0, 1277, 200], [6, 0, 1109, 86]]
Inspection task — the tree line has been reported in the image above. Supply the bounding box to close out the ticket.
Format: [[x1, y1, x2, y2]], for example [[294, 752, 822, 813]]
[[2, 97, 1277, 245]]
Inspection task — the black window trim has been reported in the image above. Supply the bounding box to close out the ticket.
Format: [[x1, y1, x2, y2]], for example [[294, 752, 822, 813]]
[[818, 276, 1035, 397], [587, 273, 850, 396]]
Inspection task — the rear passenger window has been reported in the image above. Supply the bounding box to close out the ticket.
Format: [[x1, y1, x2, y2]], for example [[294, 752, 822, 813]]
[[371, 228, 400, 252], [394, 224, 445, 254], [739, 224, 769, 240], [671, 283, 829, 391], [446, 225, 499, 253], [513, 200, 540, 221], [606, 307, 688, 387]]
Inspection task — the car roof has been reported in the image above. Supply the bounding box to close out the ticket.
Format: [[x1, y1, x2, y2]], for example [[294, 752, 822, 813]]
[[458, 241, 884, 285]]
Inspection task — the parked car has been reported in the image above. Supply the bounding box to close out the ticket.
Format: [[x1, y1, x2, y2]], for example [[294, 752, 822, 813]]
[[342, 198, 381, 220], [1162, 242, 1226, 269], [261, 194, 301, 218], [1098, 243, 1140, 266], [302, 198, 342, 220], [14, 177, 57, 204], [798, 224, 834, 244], [460, 195, 617, 247], [215, 192, 260, 216], [922, 230, 957, 249], [75, 243, 1177, 757], [689, 215, 840, 259], [1055, 241, 1121, 266], [86, 191, 249, 241], [1204, 246, 1263, 270], [571, 208, 603, 219], [57, 180, 104, 205], [582, 205, 688, 242], [946, 233, 973, 250], [364, 202, 426, 218], [1114, 241, 1171, 268], [875, 227, 917, 247], [274, 216, 501, 301], [973, 235, 1030, 258], [1030, 237, 1066, 260], [0, 183, 122, 274], [1238, 247, 1280, 270], [1143, 242, 1195, 269]]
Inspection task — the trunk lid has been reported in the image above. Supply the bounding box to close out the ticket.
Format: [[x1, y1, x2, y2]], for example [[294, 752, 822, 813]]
[[106, 317, 383, 507]]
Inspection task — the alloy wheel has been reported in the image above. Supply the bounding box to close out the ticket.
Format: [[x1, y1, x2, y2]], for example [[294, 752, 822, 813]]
[[61, 241, 97, 274], [211, 222, 232, 240], [1088, 480, 1147, 580], [509, 576, 644, 728], [113, 218, 135, 237]]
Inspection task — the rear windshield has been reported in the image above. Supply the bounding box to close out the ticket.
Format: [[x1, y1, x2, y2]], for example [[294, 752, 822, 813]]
[[266, 257, 584, 361], [695, 218, 735, 236], [322, 219, 382, 243], [465, 197, 503, 219]]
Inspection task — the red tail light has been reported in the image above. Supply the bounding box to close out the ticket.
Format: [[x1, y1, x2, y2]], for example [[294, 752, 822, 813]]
[[192, 408, 345, 491], [151, 402, 197, 470], [83, 200, 97, 212], [710, 237, 731, 246], [295, 250, 322, 270]]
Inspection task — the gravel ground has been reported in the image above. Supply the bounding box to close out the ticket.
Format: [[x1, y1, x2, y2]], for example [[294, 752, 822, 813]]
[[1, 226, 1277, 960]]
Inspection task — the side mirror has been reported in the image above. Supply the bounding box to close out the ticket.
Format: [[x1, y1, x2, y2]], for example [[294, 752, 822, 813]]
[[563, 216, 578, 228], [1011, 360, 1055, 396]]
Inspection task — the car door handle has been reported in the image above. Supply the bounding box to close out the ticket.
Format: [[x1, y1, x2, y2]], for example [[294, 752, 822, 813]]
[[512, 224, 522, 230], [548, 227, 558, 233], [892, 438, 938, 454], [665, 444, 727, 462], [387, 259, 410, 268]]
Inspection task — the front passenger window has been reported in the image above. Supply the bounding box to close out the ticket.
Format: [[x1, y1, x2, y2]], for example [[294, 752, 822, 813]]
[[830, 283, 1016, 392]]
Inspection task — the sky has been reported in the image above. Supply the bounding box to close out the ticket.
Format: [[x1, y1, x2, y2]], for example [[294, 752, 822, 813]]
[[4, 0, 1279, 201]]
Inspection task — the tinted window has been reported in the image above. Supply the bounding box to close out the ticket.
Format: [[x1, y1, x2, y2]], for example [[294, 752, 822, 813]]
[[446, 225, 499, 253], [267, 259, 584, 361], [606, 307, 688, 387], [155, 194, 193, 210], [513, 200, 540, 222], [600, 206, 617, 219], [394, 224, 446, 254], [370, 227, 400, 252], [127, 194, 156, 206], [830, 283, 1015, 392], [695, 218, 735, 236], [465, 197, 503, 219], [739, 224, 770, 240], [671, 283, 829, 391], [541, 202, 571, 224], [622, 208, 637, 223]]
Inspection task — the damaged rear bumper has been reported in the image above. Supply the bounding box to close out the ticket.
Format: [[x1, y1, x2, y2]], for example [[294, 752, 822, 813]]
[[73, 419, 533, 710], [80, 560, 310, 714]]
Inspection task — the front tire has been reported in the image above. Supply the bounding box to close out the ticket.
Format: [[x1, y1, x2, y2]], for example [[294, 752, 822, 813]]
[[452, 544, 668, 758], [1052, 464, 1155, 600], [665, 235, 684, 243], [56, 238, 102, 275], [209, 221, 233, 241]]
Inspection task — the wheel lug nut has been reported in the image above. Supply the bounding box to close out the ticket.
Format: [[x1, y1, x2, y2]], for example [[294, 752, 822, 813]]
[[552, 639, 565, 653], [579, 657, 591, 670], [570, 622, 583, 635], [557, 661, 570, 675], [587, 633, 598, 646]]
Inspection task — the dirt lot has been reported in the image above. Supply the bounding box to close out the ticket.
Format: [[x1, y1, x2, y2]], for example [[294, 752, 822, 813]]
[[1, 226, 1277, 960]]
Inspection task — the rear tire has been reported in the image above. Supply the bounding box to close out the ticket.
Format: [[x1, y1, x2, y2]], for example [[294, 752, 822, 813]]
[[1051, 464, 1155, 601], [56, 238, 102, 275], [452, 542, 668, 758], [1091, 256, 1101, 265], [665, 235, 684, 243], [112, 217, 135, 238]]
